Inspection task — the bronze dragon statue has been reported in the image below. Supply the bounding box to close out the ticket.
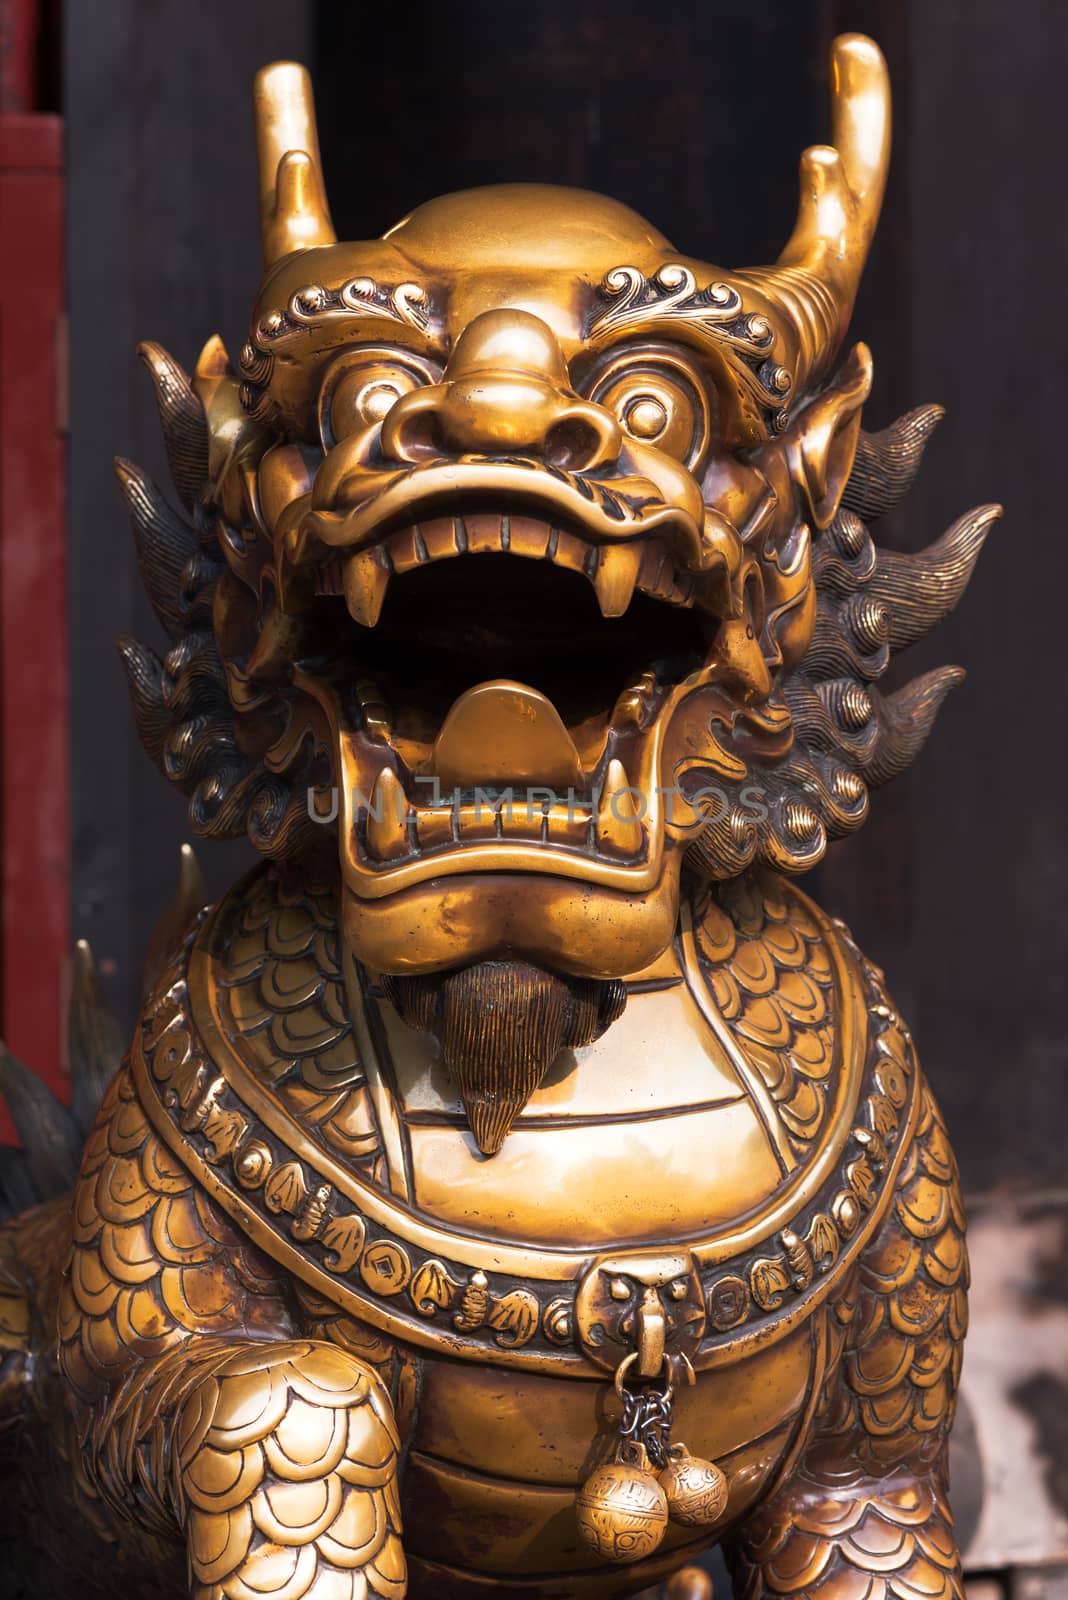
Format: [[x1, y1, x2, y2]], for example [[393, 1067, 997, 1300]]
[[0, 33, 996, 1600]]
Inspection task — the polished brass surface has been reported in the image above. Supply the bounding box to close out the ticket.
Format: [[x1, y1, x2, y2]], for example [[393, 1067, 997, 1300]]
[[0, 31, 993, 1600]]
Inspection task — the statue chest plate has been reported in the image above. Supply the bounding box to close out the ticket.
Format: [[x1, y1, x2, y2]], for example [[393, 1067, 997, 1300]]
[[132, 865, 920, 1376], [383, 971, 791, 1245]]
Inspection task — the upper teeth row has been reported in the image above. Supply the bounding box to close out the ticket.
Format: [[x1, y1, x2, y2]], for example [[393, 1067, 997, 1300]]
[[313, 513, 697, 627]]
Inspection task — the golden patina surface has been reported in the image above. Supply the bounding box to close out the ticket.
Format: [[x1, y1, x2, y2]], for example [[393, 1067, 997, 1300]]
[[0, 29, 991, 1600]]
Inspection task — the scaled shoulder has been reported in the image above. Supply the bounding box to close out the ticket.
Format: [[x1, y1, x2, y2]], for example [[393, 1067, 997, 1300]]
[[680, 870, 927, 1332], [168, 864, 388, 1183], [687, 869, 876, 1164]]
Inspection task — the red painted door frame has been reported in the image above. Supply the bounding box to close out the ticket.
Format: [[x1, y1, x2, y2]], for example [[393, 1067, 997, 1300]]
[[0, 109, 69, 1127]]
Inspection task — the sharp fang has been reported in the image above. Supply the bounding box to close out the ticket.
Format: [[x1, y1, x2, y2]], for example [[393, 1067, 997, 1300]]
[[355, 678, 392, 742], [613, 671, 656, 731], [246, 606, 306, 681], [365, 768, 408, 861], [692, 555, 732, 617], [592, 543, 642, 618], [343, 550, 390, 627], [597, 758, 643, 855]]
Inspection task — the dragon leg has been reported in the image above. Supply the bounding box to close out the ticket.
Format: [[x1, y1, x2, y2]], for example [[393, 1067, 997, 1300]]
[[59, 1065, 406, 1598], [177, 1338, 405, 1599], [726, 1076, 968, 1600]]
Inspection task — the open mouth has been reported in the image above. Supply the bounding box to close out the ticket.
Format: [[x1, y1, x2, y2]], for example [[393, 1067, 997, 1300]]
[[295, 509, 718, 895]]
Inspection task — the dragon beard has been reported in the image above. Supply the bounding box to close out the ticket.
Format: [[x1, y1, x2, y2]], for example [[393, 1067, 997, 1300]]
[[383, 963, 627, 1155]]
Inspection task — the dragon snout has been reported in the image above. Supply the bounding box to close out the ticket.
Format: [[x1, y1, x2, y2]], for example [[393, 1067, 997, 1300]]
[[381, 307, 623, 471]]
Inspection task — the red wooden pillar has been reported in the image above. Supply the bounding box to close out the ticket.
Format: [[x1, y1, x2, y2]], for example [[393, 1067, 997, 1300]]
[[0, 96, 69, 1123]]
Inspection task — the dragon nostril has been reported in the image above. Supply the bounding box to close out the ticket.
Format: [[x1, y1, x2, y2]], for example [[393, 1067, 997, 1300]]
[[544, 414, 609, 472], [384, 402, 445, 464]]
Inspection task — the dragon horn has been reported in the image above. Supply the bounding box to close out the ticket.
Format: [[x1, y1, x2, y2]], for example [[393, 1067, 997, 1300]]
[[743, 34, 890, 393], [253, 61, 335, 267]]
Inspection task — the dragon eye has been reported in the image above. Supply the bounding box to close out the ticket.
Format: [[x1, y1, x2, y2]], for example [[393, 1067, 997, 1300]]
[[318, 349, 439, 449], [341, 374, 404, 428], [624, 396, 669, 440], [325, 363, 417, 444], [587, 353, 712, 468]]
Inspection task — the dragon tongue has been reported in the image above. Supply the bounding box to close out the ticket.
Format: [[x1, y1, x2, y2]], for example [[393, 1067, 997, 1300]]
[[431, 680, 584, 791]]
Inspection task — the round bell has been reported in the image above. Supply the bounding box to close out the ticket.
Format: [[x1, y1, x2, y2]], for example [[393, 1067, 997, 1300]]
[[575, 1440, 669, 1564], [658, 1442, 729, 1527]]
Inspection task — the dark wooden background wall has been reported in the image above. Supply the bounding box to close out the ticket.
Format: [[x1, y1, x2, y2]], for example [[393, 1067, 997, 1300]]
[[63, 0, 1067, 1197], [64, 0, 310, 1024]]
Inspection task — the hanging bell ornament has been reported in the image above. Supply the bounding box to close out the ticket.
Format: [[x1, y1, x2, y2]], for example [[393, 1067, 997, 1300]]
[[576, 1438, 669, 1564], [658, 1441, 729, 1527]]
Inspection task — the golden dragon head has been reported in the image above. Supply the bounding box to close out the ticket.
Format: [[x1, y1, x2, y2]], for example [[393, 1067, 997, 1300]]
[[119, 37, 996, 1151]]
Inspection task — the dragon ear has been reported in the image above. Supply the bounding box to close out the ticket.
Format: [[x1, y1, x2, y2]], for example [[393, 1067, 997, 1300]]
[[785, 342, 873, 529]]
